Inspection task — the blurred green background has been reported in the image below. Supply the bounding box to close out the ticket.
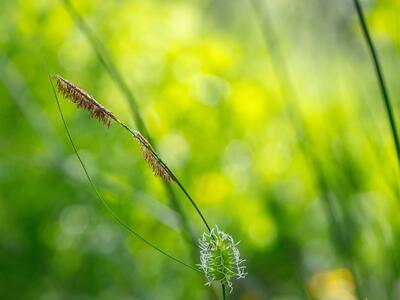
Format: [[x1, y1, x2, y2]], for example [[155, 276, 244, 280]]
[[1, 0, 399, 299]]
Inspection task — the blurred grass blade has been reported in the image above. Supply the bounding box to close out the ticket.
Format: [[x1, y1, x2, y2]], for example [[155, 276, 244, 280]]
[[249, 0, 362, 297], [351, 0, 400, 169]]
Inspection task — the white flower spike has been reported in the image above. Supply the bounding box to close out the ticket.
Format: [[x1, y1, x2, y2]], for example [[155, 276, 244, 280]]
[[198, 225, 247, 292]]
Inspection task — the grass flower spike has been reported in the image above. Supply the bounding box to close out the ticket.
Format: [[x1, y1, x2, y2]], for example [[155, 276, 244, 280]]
[[53, 74, 117, 127], [132, 131, 173, 182], [53, 74, 172, 182], [198, 225, 247, 292]]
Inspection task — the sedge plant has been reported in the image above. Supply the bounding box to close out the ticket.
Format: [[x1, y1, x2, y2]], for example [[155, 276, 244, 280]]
[[49, 74, 247, 299]]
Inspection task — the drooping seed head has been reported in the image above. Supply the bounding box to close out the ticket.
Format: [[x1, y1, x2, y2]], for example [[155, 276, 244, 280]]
[[53, 74, 117, 127], [198, 225, 247, 292], [132, 131, 173, 182]]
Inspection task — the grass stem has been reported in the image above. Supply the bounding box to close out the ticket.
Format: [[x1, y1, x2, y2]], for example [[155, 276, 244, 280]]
[[351, 0, 400, 169], [60, 0, 204, 263]]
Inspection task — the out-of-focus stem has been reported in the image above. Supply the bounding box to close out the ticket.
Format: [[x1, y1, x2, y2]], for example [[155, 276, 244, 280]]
[[351, 0, 400, 169]]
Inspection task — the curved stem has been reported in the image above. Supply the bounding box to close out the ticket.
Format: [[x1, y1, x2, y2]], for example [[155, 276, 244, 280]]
[[49, 74, 200, 273], [352, 0, 400, 168]]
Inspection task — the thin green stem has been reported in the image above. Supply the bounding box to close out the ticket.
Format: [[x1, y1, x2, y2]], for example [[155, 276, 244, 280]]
[[49, 73, 200, 274], [222, 284, 226, 300], [352, 0, 400, 169]]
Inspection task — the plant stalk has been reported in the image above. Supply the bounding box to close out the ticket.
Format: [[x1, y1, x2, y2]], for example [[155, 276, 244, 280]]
[[351, 0, 400, 168]]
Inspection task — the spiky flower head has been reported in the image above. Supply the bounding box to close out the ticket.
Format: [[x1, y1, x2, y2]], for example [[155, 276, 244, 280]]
[[198, 225, 247, 292]]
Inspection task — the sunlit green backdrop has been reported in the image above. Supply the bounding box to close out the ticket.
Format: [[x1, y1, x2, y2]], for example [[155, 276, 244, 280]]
[[1, 0, 399, 299]]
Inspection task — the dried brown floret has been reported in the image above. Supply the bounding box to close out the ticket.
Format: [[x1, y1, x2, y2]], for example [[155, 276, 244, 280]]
[[132, 131, 173, 182], [53, 74, 117, 127]]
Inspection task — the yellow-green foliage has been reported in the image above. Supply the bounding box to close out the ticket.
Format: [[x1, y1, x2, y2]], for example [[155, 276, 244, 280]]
[[0, 0, 399, 299]]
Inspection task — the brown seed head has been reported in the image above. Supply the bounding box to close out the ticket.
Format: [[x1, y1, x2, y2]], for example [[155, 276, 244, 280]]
[[53, 74, 117, 127], [133, 131, 173, 182]]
